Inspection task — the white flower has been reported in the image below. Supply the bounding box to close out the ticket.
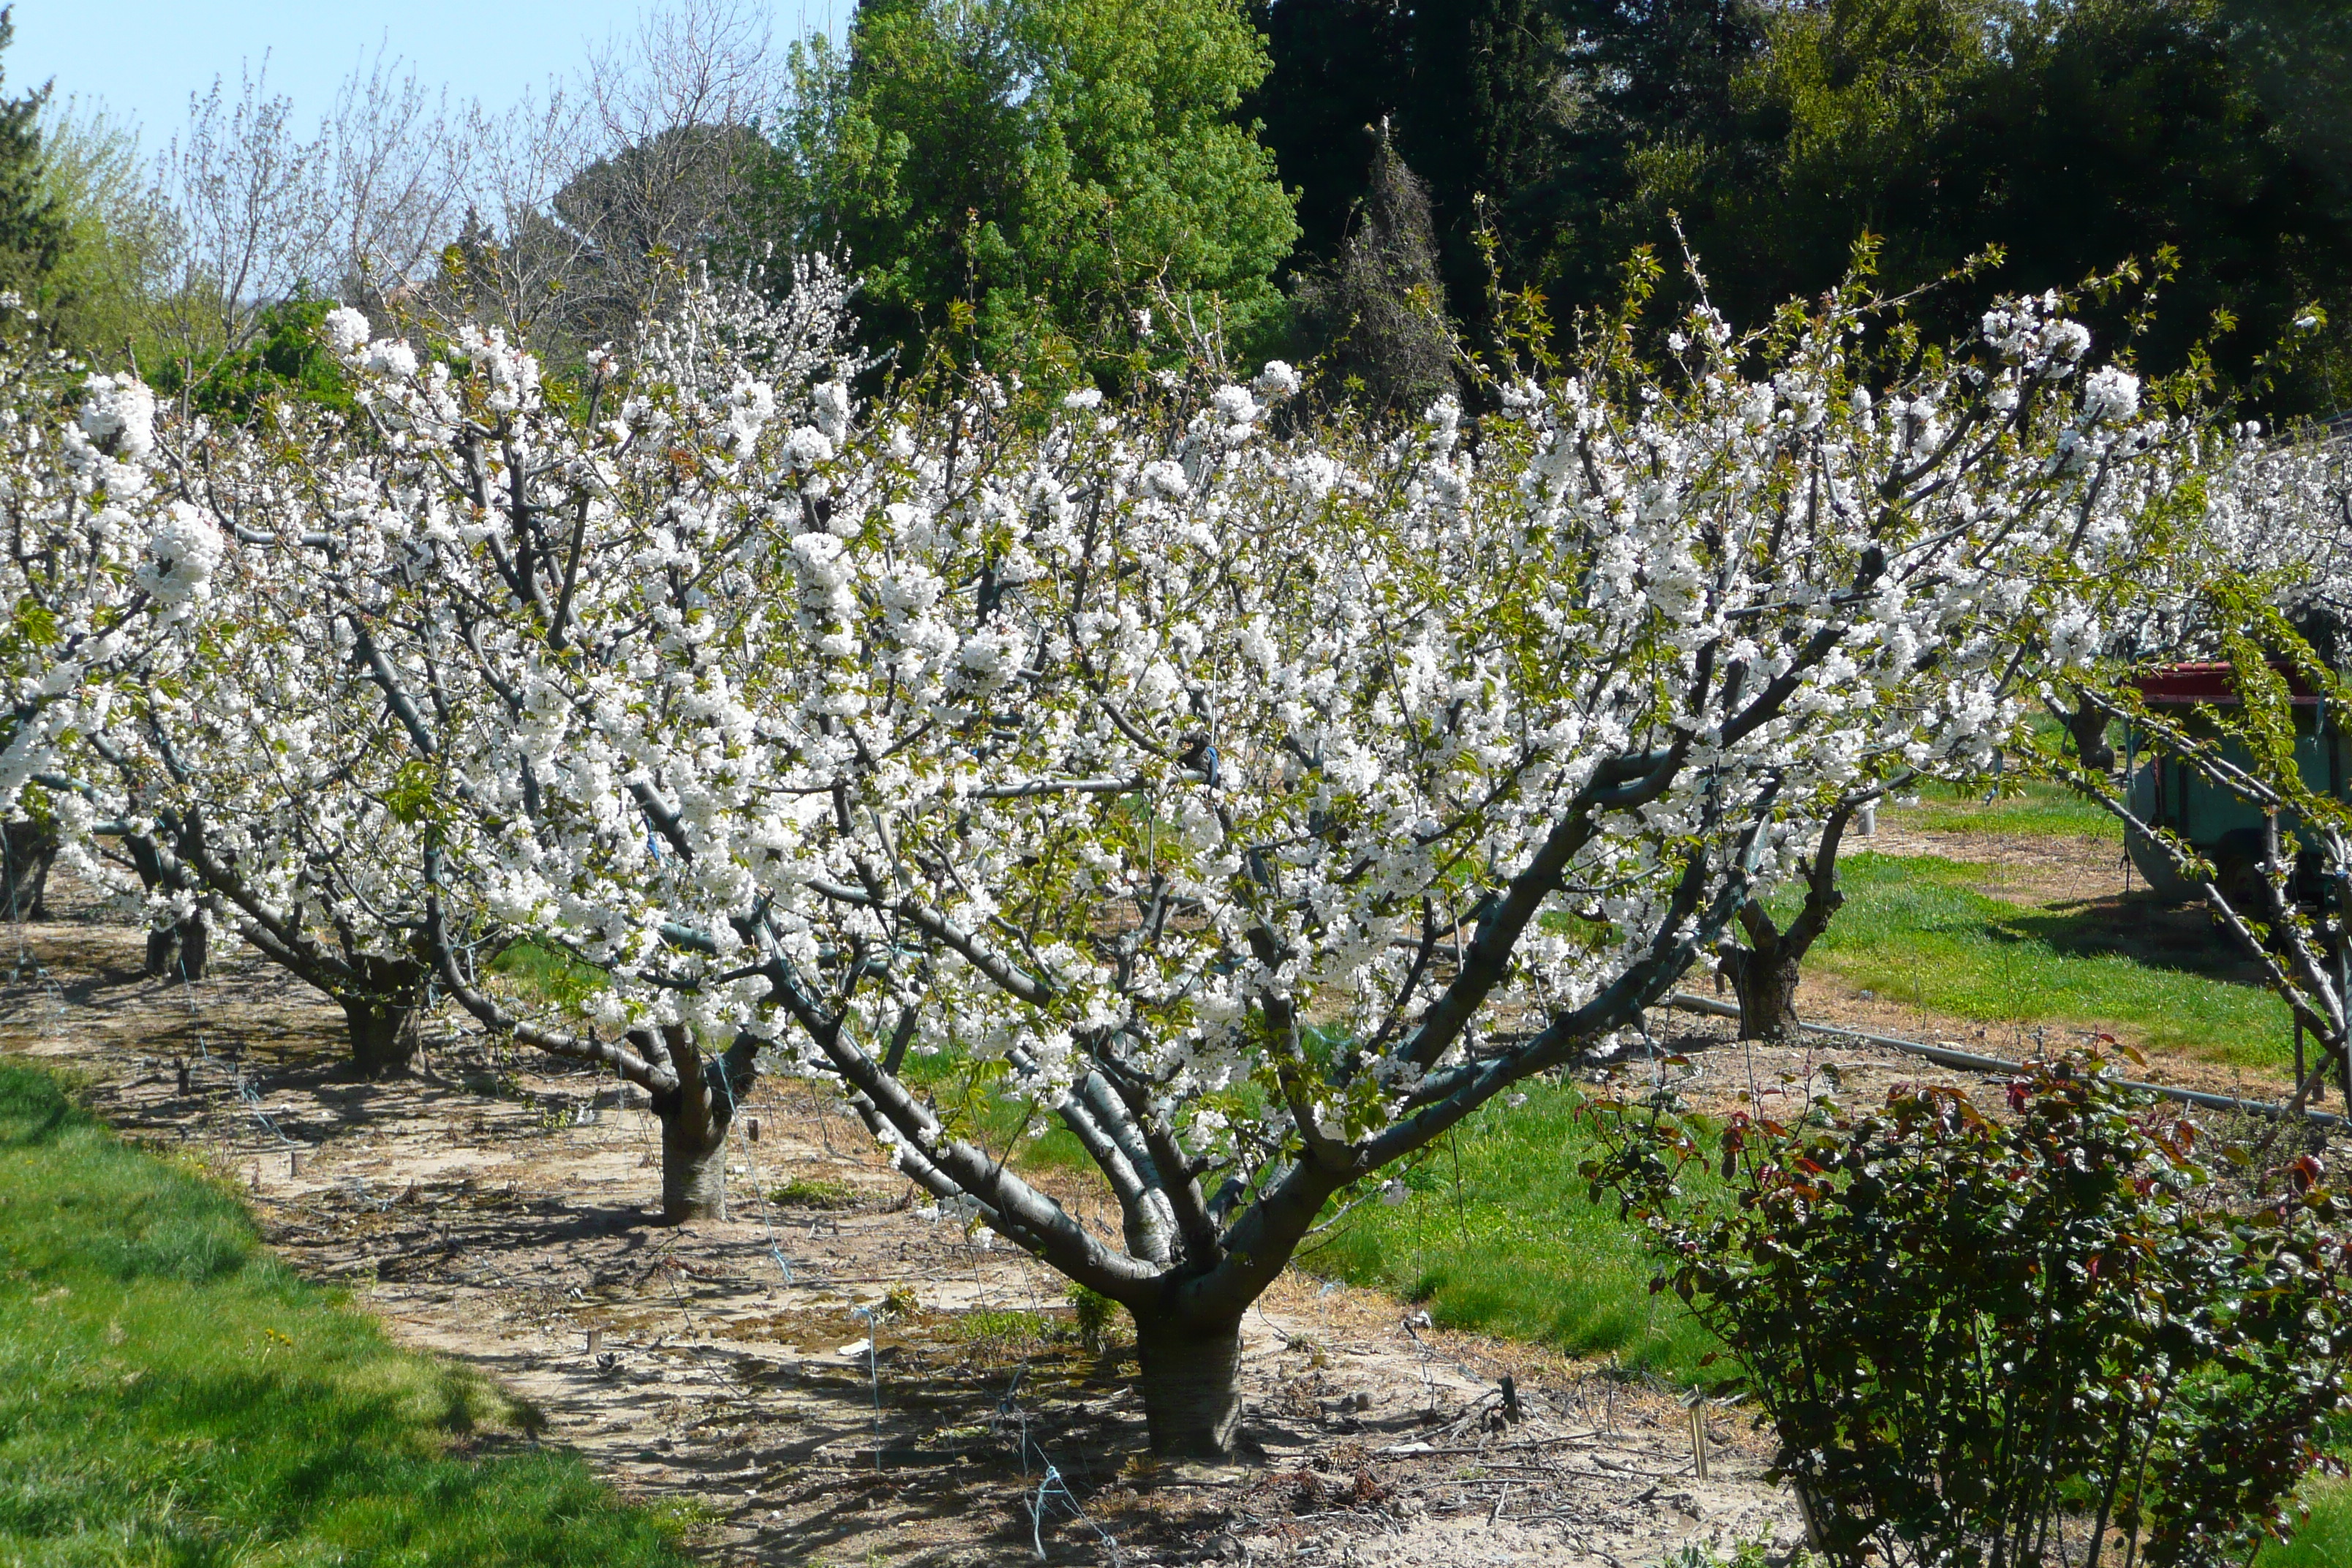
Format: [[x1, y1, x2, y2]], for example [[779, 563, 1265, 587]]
[[323, 306, 372, 356], [77, 374, 157, 465], [2081, 366, 2141, 423], [1063, 386, 1104, 412], [136, 502, 225, 609], [1139, 459, 1190, 500], [1251, 361, 1300, 400], [364, 340, 418, 377], [812, 380, 852, 442], [1212, 385, 1259, 426]]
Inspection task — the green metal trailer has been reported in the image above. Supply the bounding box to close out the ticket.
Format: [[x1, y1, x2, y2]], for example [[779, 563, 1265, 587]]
[[2124, 662, 2349, 903]]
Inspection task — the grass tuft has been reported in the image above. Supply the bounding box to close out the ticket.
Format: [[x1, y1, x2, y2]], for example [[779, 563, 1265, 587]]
[[768, 1173, 862, 1209], [2260, 1481, 2352, 1566], [0, 1058, 687, 1566]]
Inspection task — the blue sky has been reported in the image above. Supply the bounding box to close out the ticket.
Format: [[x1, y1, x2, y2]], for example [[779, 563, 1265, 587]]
[[7, 1, 847, 147]]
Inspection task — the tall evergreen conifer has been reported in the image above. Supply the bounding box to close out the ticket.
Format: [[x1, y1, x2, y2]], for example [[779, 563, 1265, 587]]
[[0, 8, 62, 313]]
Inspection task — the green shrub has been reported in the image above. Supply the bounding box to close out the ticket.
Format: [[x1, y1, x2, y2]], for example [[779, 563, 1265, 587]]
[[1585, 1059, 2352, 1568]]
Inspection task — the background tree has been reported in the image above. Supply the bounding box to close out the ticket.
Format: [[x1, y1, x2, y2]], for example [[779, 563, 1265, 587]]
[[0, 7, 60, 316], [1253, 0, 1583, 340], [1394, 0, 1572, 328], [1244, 0, 1409, 272], [758, 0, 1300, 374], [1563, 0, 2352, 415], [32, 106, 175, 366], [1290, 135, 1456, 412]]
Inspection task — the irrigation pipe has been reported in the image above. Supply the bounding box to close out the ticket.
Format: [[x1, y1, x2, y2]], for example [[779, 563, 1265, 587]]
[[1661, 992, 2348, 1130]]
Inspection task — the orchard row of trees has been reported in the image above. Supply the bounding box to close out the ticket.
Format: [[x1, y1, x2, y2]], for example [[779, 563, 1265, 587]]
[[6, 0, 2352, 1488], [10, 220, 2348, 1459]]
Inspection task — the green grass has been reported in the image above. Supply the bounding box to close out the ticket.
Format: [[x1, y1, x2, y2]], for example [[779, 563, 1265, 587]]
[[1301, 1077, 1719, 1387], [484, 940, 608, 1010], [1800, 853, 2293, 1068], [2262, 1483, 2352, 1566], [0, 1058, 690, 1567], [1891, 778, 2123, 842], [768, 1174, 860, 1209], [896, 1048, 1719, 1383]]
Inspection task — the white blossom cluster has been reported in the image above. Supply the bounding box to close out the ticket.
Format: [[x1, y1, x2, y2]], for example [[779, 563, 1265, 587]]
[[0, 353, 214, 847]]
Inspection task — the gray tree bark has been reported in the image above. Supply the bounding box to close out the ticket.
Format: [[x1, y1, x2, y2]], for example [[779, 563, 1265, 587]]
[[1133, 1311, 1247, 1458], [340, 957, 429, 1078], [0, 818, 56, 920]]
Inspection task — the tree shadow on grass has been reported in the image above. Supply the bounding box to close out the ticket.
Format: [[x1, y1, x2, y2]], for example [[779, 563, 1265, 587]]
[[2002, 891, 2276, 990]]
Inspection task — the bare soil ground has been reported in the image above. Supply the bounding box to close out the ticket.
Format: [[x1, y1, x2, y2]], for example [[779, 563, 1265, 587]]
[[0, 840, 2334, 1568]]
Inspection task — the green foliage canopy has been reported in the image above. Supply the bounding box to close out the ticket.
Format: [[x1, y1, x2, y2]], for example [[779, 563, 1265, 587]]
[[0, 7, 62, 323], [760, 0, 1300, 372]]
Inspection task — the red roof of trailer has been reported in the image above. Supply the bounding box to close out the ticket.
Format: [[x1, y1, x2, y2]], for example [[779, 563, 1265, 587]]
[[2134, 661, 2323, 706]]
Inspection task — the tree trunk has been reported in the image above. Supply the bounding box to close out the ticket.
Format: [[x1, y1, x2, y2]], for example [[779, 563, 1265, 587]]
[[2064, 693, 2116, 774], [660, 1116, 729, 1222], [1133, 1311, 1246, 1458], [1725, 939, 1803, 1043], [0, 818, 56, 921], [1724, 804, 1855, 1044], [645, 1028, 759, 1224], [145, 911, 211, 982], [340, 955, 429, 1079], [342, 995, 420, 1079]]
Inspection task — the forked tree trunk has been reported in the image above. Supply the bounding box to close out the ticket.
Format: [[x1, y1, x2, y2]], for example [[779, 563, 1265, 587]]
[[340, 956, 429, 1079], [1133, 1311, 1246, 1458], [1724, 804, 1855, 1043], [1723, 936, 1803, 1043], [123, 833, 209, 980], [0, 818, 56, 921], [645, 1028, 759, 1224], [146, 911, 211, 981]]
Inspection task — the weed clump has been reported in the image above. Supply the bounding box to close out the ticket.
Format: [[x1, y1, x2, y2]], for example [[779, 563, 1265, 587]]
[[1067, 1282, 1122, 1353], [769, 1173, 860, 1209]]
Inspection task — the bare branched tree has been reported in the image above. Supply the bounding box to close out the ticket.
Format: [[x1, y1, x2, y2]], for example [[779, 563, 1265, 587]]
[[316, 50, 474, 317], [559, 0, 785, 335], [149, 62, 324, 368], [129, 4, 796, 383]]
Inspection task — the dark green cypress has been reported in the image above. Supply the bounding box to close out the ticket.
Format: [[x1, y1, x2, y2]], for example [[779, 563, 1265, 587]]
[[1248, 0, 1411, 271], [1395, 0, 1569, 324], [0, 7, 60, 310]]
